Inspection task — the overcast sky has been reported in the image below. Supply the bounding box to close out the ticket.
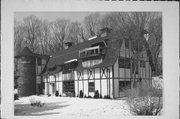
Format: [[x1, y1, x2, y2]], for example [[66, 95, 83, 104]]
[[14, 12, 94, 22]]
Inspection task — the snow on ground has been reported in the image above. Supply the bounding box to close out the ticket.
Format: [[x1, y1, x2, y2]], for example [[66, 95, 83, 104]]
[[15, 95, 132, 118]]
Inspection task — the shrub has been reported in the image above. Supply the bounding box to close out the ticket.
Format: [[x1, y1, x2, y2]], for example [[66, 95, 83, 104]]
[[79, 90, 83, 98], [104, 95, 111, 99], [65, 92, 75, 97], [55, 91, 59, 97], [14, 94, 19, 100], [126, 86, 162, 115], [29, 97, 45, 107], [87, 95, 92, 98], [94, 90, 99, 98]]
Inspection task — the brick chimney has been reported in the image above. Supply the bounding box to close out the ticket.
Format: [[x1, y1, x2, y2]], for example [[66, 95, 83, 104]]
[[65, 42, 73, 49], [100, 27, 112, 37]]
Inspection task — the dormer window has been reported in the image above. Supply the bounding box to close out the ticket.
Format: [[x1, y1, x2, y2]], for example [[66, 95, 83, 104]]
[[79, 45, 100, 59]]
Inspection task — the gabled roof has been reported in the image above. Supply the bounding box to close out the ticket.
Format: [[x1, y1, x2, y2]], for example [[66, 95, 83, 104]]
[[15, 47, 50, 59], [15, 47, 35, 58], [45, 35, 124, 74], [47, 36, 112, 69]]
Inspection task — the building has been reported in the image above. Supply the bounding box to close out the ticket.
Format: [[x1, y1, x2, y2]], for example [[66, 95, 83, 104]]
[[42, 28, 152, 98], [15, 47, 49, 96]]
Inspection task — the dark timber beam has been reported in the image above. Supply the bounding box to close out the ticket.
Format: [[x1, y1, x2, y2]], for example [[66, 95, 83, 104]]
[[112, 65, 115, 99]]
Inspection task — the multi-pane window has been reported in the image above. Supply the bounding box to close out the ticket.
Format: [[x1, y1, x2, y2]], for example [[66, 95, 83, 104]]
[[119, 81, 131, 92], [119, 57, 131, 68], [63, 81, 74, 93], [79, 46, 100, 58], [88, 82, 95, 92]]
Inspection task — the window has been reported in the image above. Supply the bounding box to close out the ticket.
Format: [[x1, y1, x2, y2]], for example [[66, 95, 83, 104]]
[[119, 81, 131, 92], [63, 81, 75, 93], [119, 57, 131, 68], [88, 82, 95, 92], [79, 46, 100, 58], [95, 49, 99, 54]]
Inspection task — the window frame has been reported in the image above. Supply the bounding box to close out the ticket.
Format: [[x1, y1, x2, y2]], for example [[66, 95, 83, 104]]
[[88, 82, 95, 92]]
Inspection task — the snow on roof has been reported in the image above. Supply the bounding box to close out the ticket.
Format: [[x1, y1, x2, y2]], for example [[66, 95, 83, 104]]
[[64, 59, 78, 64], [88, 36, 97, 41]]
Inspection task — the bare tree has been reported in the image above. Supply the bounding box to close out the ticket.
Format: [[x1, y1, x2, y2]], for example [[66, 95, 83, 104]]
[[101, 12, 162, 78], [148, 17, 162, 76], [14, 19, 26, 55], [50, 19, 70, 52], [68, 21, 87, 44], [128, 12, 162, 76], [23, 15, 42, 53], [37, 19, 51, 54], [84, 13, 101, 37]]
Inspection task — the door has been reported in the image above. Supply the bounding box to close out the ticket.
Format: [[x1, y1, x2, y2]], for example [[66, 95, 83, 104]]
[[63, 81, 75, 96]]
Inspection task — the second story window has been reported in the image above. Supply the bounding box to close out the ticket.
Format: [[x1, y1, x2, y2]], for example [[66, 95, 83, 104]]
[[79, 45, 100, 59], [88, 82, 95, 92]]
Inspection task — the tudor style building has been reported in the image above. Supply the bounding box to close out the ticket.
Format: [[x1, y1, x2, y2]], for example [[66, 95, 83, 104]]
[[42, 28, 152, 98]]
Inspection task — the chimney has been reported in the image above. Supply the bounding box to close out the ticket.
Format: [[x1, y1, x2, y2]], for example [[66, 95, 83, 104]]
[[100, 27, 112, 37], [65, 42, 73, 49]]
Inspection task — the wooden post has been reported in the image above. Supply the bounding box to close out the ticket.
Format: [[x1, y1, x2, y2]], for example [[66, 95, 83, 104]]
[[112, 65, 115, 99], [108, 68, 110, 98], [77, 71, 79, 97], [82, 70, 84, 97], [100, 68, 102, 97], [54, 75, 56, 93]]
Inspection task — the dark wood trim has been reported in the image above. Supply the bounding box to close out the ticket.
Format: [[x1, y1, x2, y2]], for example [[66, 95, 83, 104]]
[[77, 71, 80, 96], [93, 68, 96, 93], [112, 65, 114, 99], [108, 68, 110, 98], [51, 77, 149, 82], [100, 67, 102, 96], [106, 68, 108, 96], [54, 74, 56, 93], [87, 69, 89, 96], [82, 70, 84, 96]]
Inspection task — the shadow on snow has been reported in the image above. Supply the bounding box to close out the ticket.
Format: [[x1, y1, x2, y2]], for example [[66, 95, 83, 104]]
[[14, 101, 70, 116]]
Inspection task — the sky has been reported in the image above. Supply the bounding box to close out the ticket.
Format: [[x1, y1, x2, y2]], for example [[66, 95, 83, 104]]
[[14, 12, 94, 22]]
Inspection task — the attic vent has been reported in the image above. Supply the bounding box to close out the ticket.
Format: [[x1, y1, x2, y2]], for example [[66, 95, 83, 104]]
[[88, 36, 97, 41]]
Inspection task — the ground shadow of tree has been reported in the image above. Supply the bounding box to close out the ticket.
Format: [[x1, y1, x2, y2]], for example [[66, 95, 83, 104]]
[[15, 101, 70, 116]]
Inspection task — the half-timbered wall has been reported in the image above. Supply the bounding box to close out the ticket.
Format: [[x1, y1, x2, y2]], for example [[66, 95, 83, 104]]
[[43, 40, 152, 99], [36, 58, 48, 94], [75, 67, 113, 98], [112, 40, 152, 98]]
